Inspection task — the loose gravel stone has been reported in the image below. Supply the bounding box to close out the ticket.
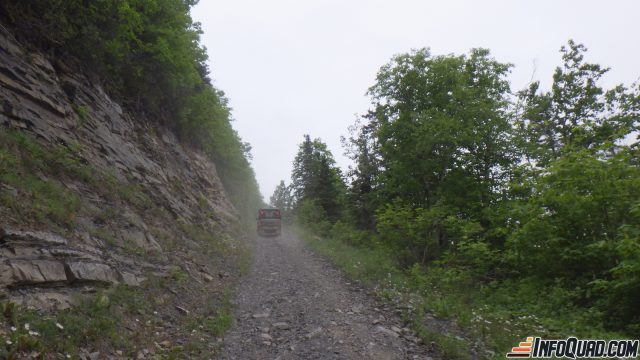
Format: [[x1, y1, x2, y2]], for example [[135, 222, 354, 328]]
[[221, 231, 438, 359], [272, 322, 290, 330]]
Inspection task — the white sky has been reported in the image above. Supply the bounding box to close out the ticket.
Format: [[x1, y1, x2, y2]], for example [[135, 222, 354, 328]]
[[192, 0, 640, 200]]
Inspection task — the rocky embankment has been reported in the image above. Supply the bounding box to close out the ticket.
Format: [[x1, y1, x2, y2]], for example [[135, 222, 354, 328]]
[[0, 23, 242, 313]]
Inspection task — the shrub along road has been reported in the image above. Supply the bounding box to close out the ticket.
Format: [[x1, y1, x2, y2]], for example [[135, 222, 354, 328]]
[[222, 229, 437, 360]]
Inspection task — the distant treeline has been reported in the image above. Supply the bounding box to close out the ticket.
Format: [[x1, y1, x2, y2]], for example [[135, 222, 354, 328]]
[[272, 42, 640, 336], [0, 0, 262, 217]]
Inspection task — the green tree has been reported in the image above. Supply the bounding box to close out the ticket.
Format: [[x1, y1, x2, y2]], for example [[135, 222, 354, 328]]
[[291, 135, 345, 222], [270, 180, 293, 210], [270, 180, 294, 222], [505, 41, 640, 333], [515, 40, 639, 164], [362, 48, 515, 259], [342, 117, 381, 231], [368, 48, 514, 215]]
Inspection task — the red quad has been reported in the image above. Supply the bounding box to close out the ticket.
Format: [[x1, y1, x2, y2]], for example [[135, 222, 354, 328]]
[[257, 208, 282, 237]]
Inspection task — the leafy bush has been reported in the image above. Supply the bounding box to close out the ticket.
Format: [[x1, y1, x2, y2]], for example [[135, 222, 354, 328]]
[[590, 203, 640, 335], [504, 149, 640, 331], [329, 221, 369, 247], [296, 198, 332, 236]]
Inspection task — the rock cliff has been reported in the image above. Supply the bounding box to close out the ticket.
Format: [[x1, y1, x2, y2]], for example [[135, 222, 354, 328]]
[[0, 23, 245, 310]]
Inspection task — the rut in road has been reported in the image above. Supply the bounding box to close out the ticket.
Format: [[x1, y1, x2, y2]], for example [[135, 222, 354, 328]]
[[222, 230, 438, 360]]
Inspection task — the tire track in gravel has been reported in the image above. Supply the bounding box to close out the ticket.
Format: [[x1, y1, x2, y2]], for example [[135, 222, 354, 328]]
[[222, 229, 438, 360]]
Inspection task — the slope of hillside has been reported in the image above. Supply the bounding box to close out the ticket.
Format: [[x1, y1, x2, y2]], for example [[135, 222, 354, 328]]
[[0, 22, 253, 358]]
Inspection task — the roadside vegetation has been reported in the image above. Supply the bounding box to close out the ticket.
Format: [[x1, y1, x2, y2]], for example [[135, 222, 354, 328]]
[[273, 42, 640, 358], [0, 276, 236, 359]]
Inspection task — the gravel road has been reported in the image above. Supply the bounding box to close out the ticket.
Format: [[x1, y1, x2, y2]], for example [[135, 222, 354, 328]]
[[222, 230, 437, 360]]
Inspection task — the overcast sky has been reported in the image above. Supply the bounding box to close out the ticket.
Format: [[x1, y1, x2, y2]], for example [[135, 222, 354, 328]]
[[191, 0, 640, 200]]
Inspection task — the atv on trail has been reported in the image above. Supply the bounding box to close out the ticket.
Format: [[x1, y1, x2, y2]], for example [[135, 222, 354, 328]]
[[257, 208, 281, 237]]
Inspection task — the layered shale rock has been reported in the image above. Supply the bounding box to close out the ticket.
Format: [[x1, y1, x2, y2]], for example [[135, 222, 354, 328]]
[[0, 24, 242, 309]]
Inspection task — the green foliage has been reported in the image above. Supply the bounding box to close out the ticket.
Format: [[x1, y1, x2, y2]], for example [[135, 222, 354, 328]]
[[169, 265, 188, 284], [186, 291, 234, 337], [329, 221, 369, 247], [415, 328, 470, 360], [296, 198, 332, 236], [506, 149, 640, 333], [303, 227, 627, 359], [336, 41, 639, 339], [375, 200, 425, 266], [515, 40, 639, 164], [73, 104, 89, 126], [368, 48, 515, 217], [1, 0, 206, 122], [291, 135, 346, 221], [341, 118, 381, 230], [600, 211, 640, 334], [508, 150, 639, 275]]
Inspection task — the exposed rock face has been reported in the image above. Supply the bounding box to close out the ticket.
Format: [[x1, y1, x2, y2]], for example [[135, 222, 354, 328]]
[[65, 261, 120, 284], [2, 229, 68, 246], [8, 260, 68, 285], [0, 25, 242, 308]]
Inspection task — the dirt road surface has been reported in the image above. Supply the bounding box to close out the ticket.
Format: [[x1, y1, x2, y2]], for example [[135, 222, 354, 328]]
[[222, 230, 438, 360]]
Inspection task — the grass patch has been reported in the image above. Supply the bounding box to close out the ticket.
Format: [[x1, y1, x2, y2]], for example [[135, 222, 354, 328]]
[[0, 135, 81, 229], [186, 290, 234, 338], [416, 328, 470, 360], [302, 229, 402, 285], [0, 285, 146, 358], [0, 276, 236, 358], [100, 171, 153, 209], [1, 171, 80, 227], [177, 220, 232, 256], [176, 219, 253, 276], [89, 227, 119, 247], [73, 104, 89, 126], [169, 265, 188, 284], [0, 128, 158, 233]]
